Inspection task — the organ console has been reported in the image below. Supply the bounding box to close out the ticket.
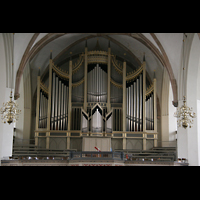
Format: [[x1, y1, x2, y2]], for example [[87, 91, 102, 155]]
[[35, 40, 158, 150]]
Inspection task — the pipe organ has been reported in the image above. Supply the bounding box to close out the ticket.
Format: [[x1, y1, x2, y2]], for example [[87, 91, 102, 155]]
[[35, 42, 158, 150]]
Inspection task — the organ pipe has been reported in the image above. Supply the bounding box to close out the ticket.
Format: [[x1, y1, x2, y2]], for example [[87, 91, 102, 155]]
[[146, 84, 155, 131], [39, 91, 48, 129], [87, 64, 107, 103], [125, 72, 146, 132]]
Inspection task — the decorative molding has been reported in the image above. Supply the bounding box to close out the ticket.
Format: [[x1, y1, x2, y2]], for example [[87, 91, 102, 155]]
[[87, 52, 108, 64], [40, 82, 48, 95], [72, 78, 84, 88], [72, 54, 84, 75], [111, 55, 123, 75], [110, 78, 122, 88], [87, 50, 108, 56], [52, 62, 69, 80], [146, 83, 154, 97], [126, 65, 143, 82]]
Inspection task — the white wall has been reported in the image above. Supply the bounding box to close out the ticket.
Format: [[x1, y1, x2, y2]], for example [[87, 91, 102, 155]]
[[161, 67, 177, 147], [177, 33, 200, 166], [186, 33, 200, 166], [0, 34, 14, 163], [168, 82, 177, 144], [0, 34, 6, 163], [15, 62, 32, 142]]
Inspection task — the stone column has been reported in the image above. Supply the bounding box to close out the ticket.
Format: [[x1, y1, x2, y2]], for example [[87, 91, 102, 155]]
[[122, 61, 126, 149]]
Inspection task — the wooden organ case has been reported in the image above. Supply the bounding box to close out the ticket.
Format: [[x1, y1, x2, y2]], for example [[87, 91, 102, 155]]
[[35, 44, 158, 151]]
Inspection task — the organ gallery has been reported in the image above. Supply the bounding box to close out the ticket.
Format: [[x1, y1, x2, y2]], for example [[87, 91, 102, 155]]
[[35, 40, 157, 151]]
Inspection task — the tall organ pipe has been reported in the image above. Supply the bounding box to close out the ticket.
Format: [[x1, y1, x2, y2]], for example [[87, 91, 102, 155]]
[[51, 73, 55, 130], [63, 84, 66, 130], [54, 77, 58, 130], [128, 86, 131, 131], [57, 80, 61, 130], [66, 86, 69, 130], [97, 64, 99, 102], [60, 83, 64, 130], [126, 87, 129, 131], [39, 92, 42, 128], [139, 74, 143, 131], [133, 81, 136, 131], [130, 84, 133, 131]]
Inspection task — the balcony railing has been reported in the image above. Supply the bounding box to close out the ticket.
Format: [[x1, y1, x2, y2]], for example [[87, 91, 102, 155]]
[[69, 151, 124, 161]]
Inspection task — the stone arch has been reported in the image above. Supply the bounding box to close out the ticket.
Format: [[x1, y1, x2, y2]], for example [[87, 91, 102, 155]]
[[14, 33, 178, 108]]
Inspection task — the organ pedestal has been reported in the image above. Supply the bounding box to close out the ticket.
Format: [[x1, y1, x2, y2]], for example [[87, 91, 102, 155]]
[[35, 43, 158, 150]]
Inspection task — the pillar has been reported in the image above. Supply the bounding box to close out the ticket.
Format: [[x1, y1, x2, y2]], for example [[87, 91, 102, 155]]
[[35, 76, 40, 130], [142, 61, 146, 150], [122, 61, 126, 149], [84, 46, 88, 110], [35, 76, 40, 146], [67, 57, 72, 149], [47, 58, 52, 131], [107, 46, 111, 112], [46, 57, 53, 149], [153, 78, 158, 147]]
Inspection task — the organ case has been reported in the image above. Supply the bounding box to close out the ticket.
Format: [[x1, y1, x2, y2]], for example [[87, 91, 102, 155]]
[[35, 45, 158, 150]]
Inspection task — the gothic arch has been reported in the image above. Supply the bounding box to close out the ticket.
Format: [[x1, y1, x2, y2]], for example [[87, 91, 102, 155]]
[[14, 33, 178, 108]]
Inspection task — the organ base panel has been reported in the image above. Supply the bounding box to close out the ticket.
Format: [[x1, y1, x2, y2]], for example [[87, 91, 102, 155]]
[[82, 137, 111, 151], [35, 44, 158, 150]]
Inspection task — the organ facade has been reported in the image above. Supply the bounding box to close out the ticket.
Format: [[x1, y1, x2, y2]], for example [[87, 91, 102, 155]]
[[35, 41, 158, 151]]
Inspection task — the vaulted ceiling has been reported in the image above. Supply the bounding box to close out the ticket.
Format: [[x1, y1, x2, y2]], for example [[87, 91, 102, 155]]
[[13, 33, 184, 106]]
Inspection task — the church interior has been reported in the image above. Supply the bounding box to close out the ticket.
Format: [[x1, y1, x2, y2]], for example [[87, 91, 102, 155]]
[[0, 33, 200, 166]]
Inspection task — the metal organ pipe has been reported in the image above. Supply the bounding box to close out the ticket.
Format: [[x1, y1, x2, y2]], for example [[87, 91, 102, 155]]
[[133, 81, 136, 131], [129, 86, 131, 131], [51, 72, 55, 130], [145, 91, 154, 131], [39, 92, 42, 128], [87, 64, 108, 103], [54, 77, 58, 130], [63, 84, 66, 130], [139, 74, 143, 131], [58, 80, 61, 130], [152, 93, 154, 130], [49, 71, 69, 131], [97, 65, 99, 102], [39, 91, 48, 129], [66, 86, 69, 129], [125, 73, 144, 132], [61, 83, 64, 130], [136, 77, 139, 131], [126, 87, 129, 131], [130, 84, 133, 131]]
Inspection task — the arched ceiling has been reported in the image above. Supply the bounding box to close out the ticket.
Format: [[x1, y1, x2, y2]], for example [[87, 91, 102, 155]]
[[13, 33, 184, 106]]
